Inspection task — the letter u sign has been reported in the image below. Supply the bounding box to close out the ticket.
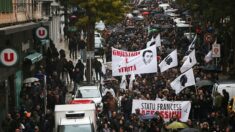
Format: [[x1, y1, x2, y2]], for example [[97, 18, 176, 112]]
[[36, 27, 48, 39], [0, 48, 18, 66]]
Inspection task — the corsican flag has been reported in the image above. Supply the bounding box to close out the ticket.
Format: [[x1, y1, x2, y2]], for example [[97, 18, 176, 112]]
[[120, 75, 127, 89], [159, 49, 178, 73], [129, 72, 135, 90], [146, 37, 155, 47], [180, 49, 197, 73], [204, 50, 213, 63], [187, 34, 197, 52], [155, 34, 161, 47], [170, 68, 195, 94]]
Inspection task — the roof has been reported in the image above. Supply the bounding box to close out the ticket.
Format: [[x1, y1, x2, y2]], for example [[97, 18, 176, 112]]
[[60, 117, 92, 125]]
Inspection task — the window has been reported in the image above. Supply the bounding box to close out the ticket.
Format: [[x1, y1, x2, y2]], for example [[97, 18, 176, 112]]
[[17, 0, 26, 12], [0, 0, 13, 13]]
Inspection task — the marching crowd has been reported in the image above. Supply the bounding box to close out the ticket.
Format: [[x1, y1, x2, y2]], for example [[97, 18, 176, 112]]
[[2, 0, 235, 132]]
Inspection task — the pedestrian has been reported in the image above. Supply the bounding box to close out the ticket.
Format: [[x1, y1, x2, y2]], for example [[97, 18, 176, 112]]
[[1, 113, 13, 132], [222, 89, 230, 116], [66, 60, 75, 83], [78, 38, 86, 62], [93, 58, 102, 81], [68, 35, 77, 59], [73, 67, 83, 92], [75, 59, 85, 81]]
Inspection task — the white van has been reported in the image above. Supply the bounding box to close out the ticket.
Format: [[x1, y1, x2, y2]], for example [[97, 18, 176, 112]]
[[54, 104, 97, 132], [212, 81, 235, 100]]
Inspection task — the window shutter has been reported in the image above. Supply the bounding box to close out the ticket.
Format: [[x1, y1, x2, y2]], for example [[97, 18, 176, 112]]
[[0, 0, 4, 12], [6, 0, 13, 12]]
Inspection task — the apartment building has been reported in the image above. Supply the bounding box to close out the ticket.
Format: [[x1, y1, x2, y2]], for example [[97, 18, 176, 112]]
[[0, 0, 61, 130]]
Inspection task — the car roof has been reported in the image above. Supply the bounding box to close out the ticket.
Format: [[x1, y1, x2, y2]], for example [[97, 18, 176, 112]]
[[55, 104, 96, 112]]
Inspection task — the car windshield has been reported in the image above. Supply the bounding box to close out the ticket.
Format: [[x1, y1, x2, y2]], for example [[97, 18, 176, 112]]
[[59, 124, 93, 132], [78, 89, 101, 98]]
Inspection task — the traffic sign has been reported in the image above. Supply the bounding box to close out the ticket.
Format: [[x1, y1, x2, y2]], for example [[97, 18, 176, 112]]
[[36, 26, 48, 39], [0, 48, 18, 66], [212, 44, 221, 58]]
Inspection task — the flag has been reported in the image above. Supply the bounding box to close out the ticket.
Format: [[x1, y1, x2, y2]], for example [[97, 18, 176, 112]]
[[155, 34, 161, 47], [204, 50, 213, 63], [170, 68, 195, 94], [159, 49, 178, 73], [180, 49, 197, 73], [120, 75, 127, 89], [146, 37, 155, 47], [129, 72, 135, 90], [187, 34, 197, 52], [146, 34, 161, 47]]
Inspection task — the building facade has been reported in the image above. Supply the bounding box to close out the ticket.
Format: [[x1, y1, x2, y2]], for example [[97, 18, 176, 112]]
[[0, 0, 61, 130]]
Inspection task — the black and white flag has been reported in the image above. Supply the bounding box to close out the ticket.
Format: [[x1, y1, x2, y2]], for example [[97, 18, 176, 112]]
[[187, 34, 197, 52], [180, 49, 197, 73], [170, 68, 195, 94], [120, 75, 127, 89], [159, 49, 178, 73]]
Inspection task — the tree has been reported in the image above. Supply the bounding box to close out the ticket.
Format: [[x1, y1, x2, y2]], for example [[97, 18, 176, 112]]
[[69, 0, 129, 82]]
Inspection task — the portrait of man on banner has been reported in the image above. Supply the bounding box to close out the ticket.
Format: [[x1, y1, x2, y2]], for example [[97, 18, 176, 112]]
[[142, 50, 153, 65]]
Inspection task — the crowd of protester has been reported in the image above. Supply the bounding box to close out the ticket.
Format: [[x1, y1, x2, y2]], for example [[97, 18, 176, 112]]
[[2, 0, 235, 132]]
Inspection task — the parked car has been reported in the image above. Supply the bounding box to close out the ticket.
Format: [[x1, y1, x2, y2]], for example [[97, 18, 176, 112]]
[[73, 84, 103, 113], [212, 80, 235, 100]]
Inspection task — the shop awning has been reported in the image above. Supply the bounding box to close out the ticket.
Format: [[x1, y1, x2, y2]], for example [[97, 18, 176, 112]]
[[0, 22, 39, 35], [24, 52, 43, 64]]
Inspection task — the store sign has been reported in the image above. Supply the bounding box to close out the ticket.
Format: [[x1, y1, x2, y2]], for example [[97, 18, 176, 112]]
[[0, 48, 18, 66], [212, 44, 221, 58], [36, 26, 48, 39]]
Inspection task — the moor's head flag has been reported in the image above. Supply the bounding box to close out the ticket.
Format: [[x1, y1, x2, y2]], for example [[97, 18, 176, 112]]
[[187, 34, 197, 52], [180, 49, 197, 73], [120, 75, 127, 89], [204, 50, 213, 63], [155, 34, 161, 47], [170, 68, 195, 94], [159, 49, 178, 73], [112, 45, 157, 76]]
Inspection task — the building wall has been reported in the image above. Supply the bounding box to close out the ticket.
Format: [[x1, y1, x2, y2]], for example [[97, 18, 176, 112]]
[[0, 0, 42, 25]]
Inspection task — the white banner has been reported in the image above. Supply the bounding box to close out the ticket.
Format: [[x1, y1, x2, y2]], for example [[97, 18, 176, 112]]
[[112, 45, 157, 76], [132, 99, 191, 122]]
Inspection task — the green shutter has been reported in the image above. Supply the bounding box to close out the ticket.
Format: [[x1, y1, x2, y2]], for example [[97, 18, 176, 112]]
[[6, 0, 13, 12], [0, 0, 3, 12], [0, 0, 13, 13]]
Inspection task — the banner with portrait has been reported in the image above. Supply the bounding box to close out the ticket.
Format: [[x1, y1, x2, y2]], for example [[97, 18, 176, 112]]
[[132, 99, 191, 122], [112, 45, 157, 76]]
